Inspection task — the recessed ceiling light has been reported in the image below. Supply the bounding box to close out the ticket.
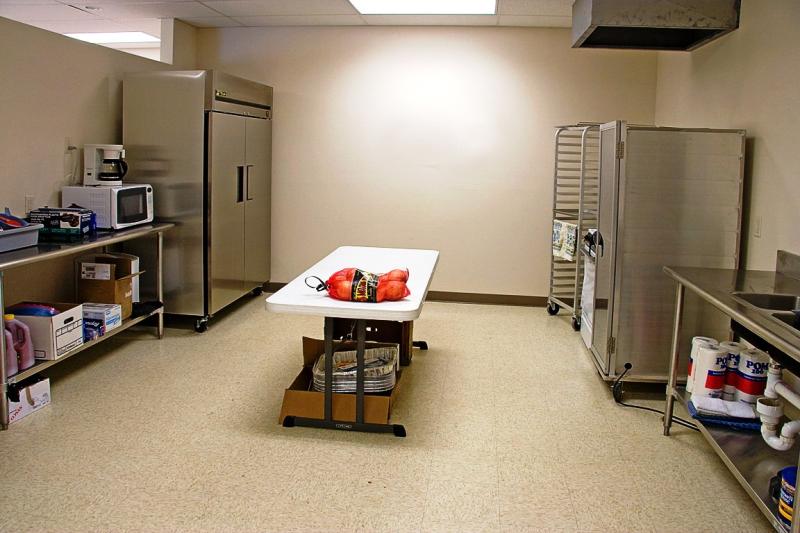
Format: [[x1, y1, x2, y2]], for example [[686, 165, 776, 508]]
[[348, 0, 496, 15], [65, 32, 160, 44]]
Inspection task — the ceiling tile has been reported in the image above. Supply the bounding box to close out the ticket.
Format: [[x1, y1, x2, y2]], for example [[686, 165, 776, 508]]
[[0, 3, 101, 20], [0, 0, 60, 5], [497, 14, 570, 26], [233, 14, 363, 26], [497, 0, 572, 16], [181, 15, 242, 27], [203, 0, 358, 17], [89, 2, 219, 18], [363, 14, 498, 26]]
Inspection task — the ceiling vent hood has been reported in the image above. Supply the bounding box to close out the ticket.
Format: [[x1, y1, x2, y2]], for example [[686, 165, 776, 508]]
[[571, 0, 741, 51]]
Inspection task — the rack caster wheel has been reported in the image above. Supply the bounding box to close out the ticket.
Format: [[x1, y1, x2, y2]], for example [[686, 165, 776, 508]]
[[251, 286, 263, 296], [547, 302, 560, 316], [194, 317, 209, 333], [572, 316, 581, 331]]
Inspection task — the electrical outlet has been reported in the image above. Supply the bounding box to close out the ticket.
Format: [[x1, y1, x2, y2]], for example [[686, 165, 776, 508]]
[[24, 194, 34, 214], [754, 215, 763, 238]]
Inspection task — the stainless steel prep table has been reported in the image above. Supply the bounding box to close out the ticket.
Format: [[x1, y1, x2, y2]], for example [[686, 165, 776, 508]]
[[0, 223, 173, 429], [663, 262, 800, 532]]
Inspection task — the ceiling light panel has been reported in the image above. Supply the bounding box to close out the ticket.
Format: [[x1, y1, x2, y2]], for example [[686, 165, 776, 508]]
[[348, 0, 496, 15], [65, 31, 159, 44]]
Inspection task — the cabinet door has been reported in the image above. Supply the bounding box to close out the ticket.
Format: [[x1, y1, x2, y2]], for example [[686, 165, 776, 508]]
[[589, 121, 623, 374], [243, 116, 272, 288], [209, 112, 246, 314]]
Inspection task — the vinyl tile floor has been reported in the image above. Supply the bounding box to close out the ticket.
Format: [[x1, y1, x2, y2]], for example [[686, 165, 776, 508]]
[[0, 298, 773, 532]]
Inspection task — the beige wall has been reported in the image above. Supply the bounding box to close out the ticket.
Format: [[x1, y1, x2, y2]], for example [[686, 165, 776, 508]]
[[161, 19, 197, 69], [655, 0, 800, 271], [0, 17, 168, 302], [197, 26, 657, 295]]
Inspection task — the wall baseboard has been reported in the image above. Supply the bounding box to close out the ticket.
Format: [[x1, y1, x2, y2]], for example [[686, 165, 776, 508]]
[[265, 282, 546, 307]]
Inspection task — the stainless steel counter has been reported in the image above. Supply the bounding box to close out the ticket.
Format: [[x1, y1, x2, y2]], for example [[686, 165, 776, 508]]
[[663, 257, 800, 532], [664, 266, 800, 362]]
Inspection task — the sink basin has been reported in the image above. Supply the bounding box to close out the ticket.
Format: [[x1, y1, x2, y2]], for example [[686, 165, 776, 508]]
[[732, 292, 800, 311], [773, 312, 800, 329]]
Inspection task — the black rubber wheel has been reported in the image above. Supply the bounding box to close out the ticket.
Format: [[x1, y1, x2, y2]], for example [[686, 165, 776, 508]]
[[194, 318, 209, 333], [546, 302, 559, 316], [251, 286, 264, 296], [572, 316, 581, 331]]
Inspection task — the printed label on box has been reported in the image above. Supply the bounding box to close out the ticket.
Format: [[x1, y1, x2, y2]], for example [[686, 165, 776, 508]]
[[81, 263, 112, 280]]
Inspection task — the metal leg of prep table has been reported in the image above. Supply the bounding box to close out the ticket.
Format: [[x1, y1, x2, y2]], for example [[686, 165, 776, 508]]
[[663, 282, 685, 436], [156, 230, 164, 339], [0, 271, 8, 429], [283, 316, 406, 437]]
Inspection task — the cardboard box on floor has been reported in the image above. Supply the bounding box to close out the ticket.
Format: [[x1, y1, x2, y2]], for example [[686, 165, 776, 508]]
[[279, 337, 403, 426], [76, 254, 143, 320], [9, 378, 51, 425]]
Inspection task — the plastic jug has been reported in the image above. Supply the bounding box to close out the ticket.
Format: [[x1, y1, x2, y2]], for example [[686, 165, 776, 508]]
[[4, 314, 34, 371], [3, 329, 18, 377]]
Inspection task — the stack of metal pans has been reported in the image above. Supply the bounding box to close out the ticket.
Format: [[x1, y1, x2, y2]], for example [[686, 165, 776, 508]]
[[312, 345, 398, 393]]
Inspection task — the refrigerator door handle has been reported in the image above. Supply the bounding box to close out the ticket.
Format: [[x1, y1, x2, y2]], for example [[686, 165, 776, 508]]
[[245, 164, 254, 201], [236, 165, 245, 203]]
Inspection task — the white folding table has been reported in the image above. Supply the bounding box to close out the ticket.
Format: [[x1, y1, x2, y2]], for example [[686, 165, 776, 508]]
[[266, 246, 439, 436]]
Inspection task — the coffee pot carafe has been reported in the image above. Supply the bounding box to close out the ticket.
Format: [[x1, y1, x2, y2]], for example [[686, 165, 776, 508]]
[[83, 144, 128, 186]]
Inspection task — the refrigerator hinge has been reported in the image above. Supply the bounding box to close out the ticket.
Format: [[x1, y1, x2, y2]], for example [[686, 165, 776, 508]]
[[607, 336, 616, 354], [615, 141, 625, 159]]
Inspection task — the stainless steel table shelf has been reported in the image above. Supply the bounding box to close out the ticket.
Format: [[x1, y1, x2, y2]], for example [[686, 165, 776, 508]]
[[0, 223, 174, 429], [672, 387, 793, 532]]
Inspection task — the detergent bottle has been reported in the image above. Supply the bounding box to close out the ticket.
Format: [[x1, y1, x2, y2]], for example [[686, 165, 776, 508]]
[[4, 314, 34, 371], [3, 328, 18, 377]]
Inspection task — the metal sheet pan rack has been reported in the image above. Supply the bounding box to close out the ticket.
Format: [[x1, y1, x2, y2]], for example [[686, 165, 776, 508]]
[[547, 124, 600, 330]]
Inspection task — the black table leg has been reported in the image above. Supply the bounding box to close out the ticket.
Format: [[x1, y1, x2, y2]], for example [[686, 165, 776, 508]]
[[355, 319, 366, 424], [324, 316, 334, 422]]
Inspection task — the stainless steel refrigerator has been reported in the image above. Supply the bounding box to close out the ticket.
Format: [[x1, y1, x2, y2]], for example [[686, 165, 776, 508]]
[[123, 70, 272, 332], [580, 121, 745, 381]]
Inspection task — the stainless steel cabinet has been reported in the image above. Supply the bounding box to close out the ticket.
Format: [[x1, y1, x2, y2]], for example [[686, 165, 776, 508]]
[[581, 121, 745, 381]]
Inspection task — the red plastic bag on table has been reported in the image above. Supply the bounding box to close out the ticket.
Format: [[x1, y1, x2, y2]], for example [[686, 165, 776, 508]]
[[305, 268, 410, 302]]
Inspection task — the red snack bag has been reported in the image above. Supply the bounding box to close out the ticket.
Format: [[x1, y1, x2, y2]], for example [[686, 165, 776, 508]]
[[306, 268, 410, 302]]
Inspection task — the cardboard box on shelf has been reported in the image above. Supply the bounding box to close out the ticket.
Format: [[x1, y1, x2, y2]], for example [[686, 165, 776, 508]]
[[76, 254, 142, 320], [83, 303, 122, 341], [11, 303, 83, 360], [8, 378, 51, 425], [278, 337, 403, 426]]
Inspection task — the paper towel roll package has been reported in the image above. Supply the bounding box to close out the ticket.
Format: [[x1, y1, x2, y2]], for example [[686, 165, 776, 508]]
[[691, 344, 728, 399], [720, 341, 746, 401], [687, 336, 719, 393], [735, 348, 770, 404]]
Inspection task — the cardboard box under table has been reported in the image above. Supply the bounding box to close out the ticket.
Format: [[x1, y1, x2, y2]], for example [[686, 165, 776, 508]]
[[76, 254, 142, 320], [279, 338, 403, 428]]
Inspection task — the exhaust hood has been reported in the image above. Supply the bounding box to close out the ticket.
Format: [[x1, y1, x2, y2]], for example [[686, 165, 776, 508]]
[[571, 0, 741, 51]]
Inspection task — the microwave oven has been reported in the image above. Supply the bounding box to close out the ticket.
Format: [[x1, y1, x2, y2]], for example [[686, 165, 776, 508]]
[[62, 184, 154, 230]]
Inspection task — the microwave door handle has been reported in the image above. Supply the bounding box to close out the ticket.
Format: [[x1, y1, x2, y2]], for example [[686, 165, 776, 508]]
[[236, 166, 244, 203], [246, 164, 254, 201]]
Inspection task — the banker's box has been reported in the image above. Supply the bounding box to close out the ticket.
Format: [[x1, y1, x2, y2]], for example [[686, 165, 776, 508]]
[[12, 303, 84, 360], [76, 254, 142, 320], [9, 378, 51, 425]]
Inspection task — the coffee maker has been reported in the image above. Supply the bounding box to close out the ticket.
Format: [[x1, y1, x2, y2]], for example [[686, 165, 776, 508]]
[[83, 144, 128, 186]]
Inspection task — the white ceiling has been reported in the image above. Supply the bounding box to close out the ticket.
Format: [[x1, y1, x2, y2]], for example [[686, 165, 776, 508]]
[[0, 0, 573, 35]]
